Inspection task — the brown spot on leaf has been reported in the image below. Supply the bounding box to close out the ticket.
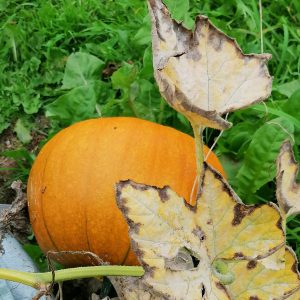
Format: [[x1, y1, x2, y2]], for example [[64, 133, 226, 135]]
[[207, 219, 212, 225], [186, 49, 202, 61], [116, 196, 129, 217], [249, 297, 260, 300], [255, 245, 281, 260], [276, 217, 283, 230], [131, 240, 142, 256], [174, 87, 187, 103], [130, 181, 151, 192], [216, 282, 226, 291], [115, 181, 130, 214], [128, 219, 141, 234], [247, 260, 257, 269], [142, 260, 157, 278], [234, 43, 245, 59], [221, 180, 234, 198], [183, 200, 197, 212], [215, 282, 230, 297], [130, 239, 146, 266], [192, 226, 206, 241], [279, 195, 293, 216], [158, 187, 169, 202], [258, 63, 268, 77], [208, 30, 224, 52], [291, 261, 298, 274], [234, 252, 244, 259], [232, 204, 257, 226], [178, 96, 230, 129], [195, 16, 208, 38], [116, 180, 130, 199]]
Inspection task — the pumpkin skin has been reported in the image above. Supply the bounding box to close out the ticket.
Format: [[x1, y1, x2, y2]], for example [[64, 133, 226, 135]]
[[27, 117, 225, 267]]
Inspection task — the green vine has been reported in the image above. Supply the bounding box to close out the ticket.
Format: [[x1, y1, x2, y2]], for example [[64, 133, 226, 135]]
[[0, 266, 144, 289]]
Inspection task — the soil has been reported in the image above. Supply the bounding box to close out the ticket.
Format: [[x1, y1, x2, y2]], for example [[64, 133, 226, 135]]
[[0, 128, 20, 204], [40, 276, 118, 299], [0, 116, 49, 204]]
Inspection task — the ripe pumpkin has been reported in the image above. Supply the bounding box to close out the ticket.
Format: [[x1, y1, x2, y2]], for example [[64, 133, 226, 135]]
[[27, 117, 225, 267]]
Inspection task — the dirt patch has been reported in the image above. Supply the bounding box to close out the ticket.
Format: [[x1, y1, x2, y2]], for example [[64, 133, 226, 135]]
[[0, 128, 20, 203], [0, 116, 49, 204]]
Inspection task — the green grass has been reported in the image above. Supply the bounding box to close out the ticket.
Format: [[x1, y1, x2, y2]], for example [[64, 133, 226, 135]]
[[1, 0, 299, 133], [0, 0, 300, 280]]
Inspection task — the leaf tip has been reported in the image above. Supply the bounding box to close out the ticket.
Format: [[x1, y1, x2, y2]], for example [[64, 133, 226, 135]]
[[276, 140, 300, 217]]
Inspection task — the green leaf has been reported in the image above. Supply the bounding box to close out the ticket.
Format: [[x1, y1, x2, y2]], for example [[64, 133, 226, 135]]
[[235, 117, 294, 198], [111, 63, 138, 90], [140, 46, 153, 79], [221, 122, 259, 157], [282, 89, 300, 122], [274, 80, 300, 98], [45, 83, 99, 125], [23, 244, 63, 272], [251, 104, 300, 130], [0, 117, 9, 134], [163, 0, 190, 22], [14, 119, 32, 144], [62, 52, 104, 89], [133, 15, 151, 46], [22, 244, 48, 272], [219, 155, 242, 184], [22, 95, 41, 114], [1, 149, 34, 164]]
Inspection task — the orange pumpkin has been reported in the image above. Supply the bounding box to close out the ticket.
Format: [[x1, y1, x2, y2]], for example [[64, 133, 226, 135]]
[[27, 117, 225, 266]]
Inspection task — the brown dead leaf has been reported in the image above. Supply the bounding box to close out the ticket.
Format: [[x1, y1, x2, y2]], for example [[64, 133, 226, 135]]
[[0, 180, 31, 251], [114, 164, 299, 299], [149, 0, 272, 129], [276, 140, 300, 217]]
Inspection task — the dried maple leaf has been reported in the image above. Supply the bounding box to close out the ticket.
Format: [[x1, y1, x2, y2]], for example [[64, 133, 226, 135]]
[[114, 164, 300, 299], [276, 140, 300, 217], [0, 180, 31, 251], [149, 0, 272, 130]]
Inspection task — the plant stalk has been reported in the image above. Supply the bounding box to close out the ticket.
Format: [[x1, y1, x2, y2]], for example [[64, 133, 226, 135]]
[[0, 266, 144, 289], [191, 122, 204, 184]]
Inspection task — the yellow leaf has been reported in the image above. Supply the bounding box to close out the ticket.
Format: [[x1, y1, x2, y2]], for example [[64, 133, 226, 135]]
[[276, 140, 300, 217], [115, 164, 292, 299], [149, 0, 272, 130], [227, 247, 300, 299], [259, 246, 286, 270], [198, 167, 285, 260]]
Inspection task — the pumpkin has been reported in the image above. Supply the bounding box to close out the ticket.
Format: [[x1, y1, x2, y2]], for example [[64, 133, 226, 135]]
[[27, 117, 225, 267]]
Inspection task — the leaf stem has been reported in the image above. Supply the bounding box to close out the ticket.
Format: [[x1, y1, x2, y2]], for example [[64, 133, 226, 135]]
[[0, 266, 144, 289], [191, 122, 204, 186]]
